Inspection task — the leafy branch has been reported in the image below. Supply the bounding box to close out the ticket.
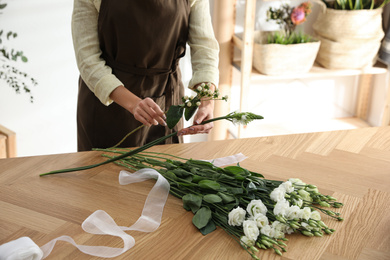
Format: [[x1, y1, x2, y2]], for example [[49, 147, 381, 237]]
[[0, 2, 37, 103]]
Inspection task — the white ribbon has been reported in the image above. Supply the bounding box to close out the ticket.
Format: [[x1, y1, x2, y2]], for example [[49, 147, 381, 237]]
[[39, 168, 169, 258], [0, 154, 246, 260], [204, 152, 247, 167]]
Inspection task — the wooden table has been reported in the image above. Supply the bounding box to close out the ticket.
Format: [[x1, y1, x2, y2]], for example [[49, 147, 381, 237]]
[[1, 126, 390, 260]]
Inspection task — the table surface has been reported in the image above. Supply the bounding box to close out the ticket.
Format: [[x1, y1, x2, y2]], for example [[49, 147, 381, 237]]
[[1, 126, 390, 260]]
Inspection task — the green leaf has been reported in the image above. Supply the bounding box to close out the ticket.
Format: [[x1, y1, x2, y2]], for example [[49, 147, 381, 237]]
[[223, 202, 239, 211], [198, 180, 220, 191], [182, 194, 202, 213], [165, 105, 184, 129], [223, 166, 249, 180], [0, 4, 7, 9], [164, 171, 177, 181], [192, 175, 206, 183], [187, 159, 215, 169], [184, 105, 198, 121], [203, 194, 222, 204], [192, 207, 212, 229], [199, 219, 216, 235], [217, 192, 235, 203], [226, 187, 244, 195], [171, 168, 192, 177]]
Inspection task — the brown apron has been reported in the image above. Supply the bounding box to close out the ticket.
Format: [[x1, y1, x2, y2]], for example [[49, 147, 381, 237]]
[[77, 0, 190, 151]]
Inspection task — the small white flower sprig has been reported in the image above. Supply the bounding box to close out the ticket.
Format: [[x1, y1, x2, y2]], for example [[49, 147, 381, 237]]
[[166, 82, 228, 129], [182, 82, 228, 108]]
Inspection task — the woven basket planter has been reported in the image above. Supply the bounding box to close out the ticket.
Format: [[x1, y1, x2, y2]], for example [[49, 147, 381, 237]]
[[312, 2, 384, 69], [253, 32, 320, 76]]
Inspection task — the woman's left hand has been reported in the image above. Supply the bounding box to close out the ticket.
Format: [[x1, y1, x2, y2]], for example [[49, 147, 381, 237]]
[[177, 83, 215, 136]]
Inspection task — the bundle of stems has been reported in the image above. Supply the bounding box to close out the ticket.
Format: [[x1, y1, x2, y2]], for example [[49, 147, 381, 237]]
[[94, 148, 343, 259]]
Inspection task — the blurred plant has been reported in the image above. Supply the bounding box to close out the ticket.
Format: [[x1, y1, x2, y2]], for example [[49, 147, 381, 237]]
[[266, 2, 313, 44], [322, 0, 390, 9], [0, 1, 37, 103]]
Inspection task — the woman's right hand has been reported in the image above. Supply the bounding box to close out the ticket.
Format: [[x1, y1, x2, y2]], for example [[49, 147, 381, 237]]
[[131, 97, 167, 127], [110, 85, 166, 127]]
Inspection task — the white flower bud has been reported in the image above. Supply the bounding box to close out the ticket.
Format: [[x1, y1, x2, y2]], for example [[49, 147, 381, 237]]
[[187, 102, 192, 107]]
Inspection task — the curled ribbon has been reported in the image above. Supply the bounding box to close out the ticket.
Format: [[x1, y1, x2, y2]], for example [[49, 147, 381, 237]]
[[0, 154, 247, 260]]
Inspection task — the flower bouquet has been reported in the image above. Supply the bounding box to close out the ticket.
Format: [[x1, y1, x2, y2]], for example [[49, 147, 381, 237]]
[[75, 147, 343, 259], [253, 1, 320, 76], [313, 0, 388, 69]]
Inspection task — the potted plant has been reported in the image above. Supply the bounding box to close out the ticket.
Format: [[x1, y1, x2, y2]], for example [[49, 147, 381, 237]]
[[253, 2, 320, 76], [312, 0, 389, 69]]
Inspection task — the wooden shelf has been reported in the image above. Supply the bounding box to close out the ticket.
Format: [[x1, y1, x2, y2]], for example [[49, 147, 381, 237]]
[[233, 60, 388, 81], [211, 0, 390, 140], [232, 33, 388, 80]]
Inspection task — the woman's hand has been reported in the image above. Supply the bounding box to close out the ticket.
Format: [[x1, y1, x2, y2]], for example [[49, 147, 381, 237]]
[[178, 83, 215, 136], [110, 85, 166, 127], [131, 98, 167, 127]]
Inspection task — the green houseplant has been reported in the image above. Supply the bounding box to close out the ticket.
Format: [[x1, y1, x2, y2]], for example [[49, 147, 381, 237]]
[[0, 1, 37, 102], [253, 2, 320, 76], [312, 0, 389, 69]]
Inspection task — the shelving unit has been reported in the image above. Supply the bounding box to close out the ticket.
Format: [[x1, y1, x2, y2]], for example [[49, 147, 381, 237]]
[[225, 0, 390, 138]]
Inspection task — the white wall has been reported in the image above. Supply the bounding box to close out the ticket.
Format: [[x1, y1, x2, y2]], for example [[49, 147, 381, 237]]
[[0, 0, 79, 157]]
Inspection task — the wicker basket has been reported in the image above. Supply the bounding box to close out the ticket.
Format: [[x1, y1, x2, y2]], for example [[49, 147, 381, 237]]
[[312, 1, 384, 69], [253, 32, 320, 76]]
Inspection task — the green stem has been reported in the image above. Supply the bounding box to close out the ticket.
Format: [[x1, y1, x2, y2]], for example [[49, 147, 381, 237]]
[[110, 125, 145, 148], [40, 131, 178, 176]]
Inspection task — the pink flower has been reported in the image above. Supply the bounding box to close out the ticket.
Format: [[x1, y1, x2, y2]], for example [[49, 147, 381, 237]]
[[299, 2, 312, 15], [291, 7, 306, 25]]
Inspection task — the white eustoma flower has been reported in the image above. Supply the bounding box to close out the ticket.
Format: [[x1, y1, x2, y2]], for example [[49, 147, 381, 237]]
[[285, 205, 301, 220], [270, 187, 286, 202], [280, 181, 294, 193], [298, 189, 313, 202], [243, 220, 260, 241], [251, 213, 269, 228], [228, 207, 246, 226], [187, 102, 192, 107], [260, 225, 272, 236], [292, 198, 303, 207], [269, 227, 285, 239], [240, 236, 255, 248], [305, 186, 319, 194], [247, 200, 268, 217], [289, 178, 306, 186], [273, 199, 290, 216], [310, 210, 321, 220], [299, 207, 312, 220], [301, 222, 312, 231], [197, 85, 203, 92]]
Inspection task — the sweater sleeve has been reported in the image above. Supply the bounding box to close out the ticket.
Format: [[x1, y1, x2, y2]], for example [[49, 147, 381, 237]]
[[187, 0, 220, 89], [71, 0, 123, 105]]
